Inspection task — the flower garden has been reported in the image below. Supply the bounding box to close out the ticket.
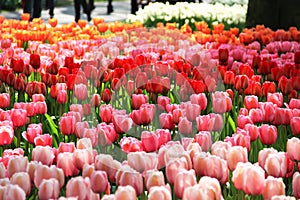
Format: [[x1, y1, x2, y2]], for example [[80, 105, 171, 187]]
[[0, 1, 300, 199]]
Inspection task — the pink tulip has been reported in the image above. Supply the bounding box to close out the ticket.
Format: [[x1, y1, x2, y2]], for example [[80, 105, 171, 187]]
[[76, 138, 93, 152], [131, 94, 148, 109], [262, 176, 285, 200], [293, 172, 300, 198], [212, 91, 232, 114], [115, 185, 136, 200], [75, 121, 89, 138], [2, 184, 26, 200], [82, 164, 95, 179], [10, 108, 27, 127], [112, 114, 133, 134], [141, 131, 159, 152], [244, 123, 259, 141], [74, 83, 88, 101], [7, 156, 28, 178], [0, 162, 5, 178], [145, 170, 165, 191], [9, 172, 31, 196], [59, 115, 76, 136], [34, 101, 47, 115], [194, 131, 212, 152], [185, 103, 201, 121], [159, 113, 175, 130], [190, 93, 207, 111], [287, 137, 300, 161], [115, 165, 143, 196], [174, 169, 197, 199], [267, 92, 283, 107], [56, 152, 79, 177], [264, 152, 287, 177], [211, 141, 232, 160], [70, 104, 83, 117], [34, 165, 64, 188], [97, 123, 117, 146], [57, 89, 68, 104], [0, 125, 14, 146], [290, 117, 300, 135], [72, 149, 94, 170], [244, 95, 259, 110], [156, 129, 171, 147], [80, 128, 98, 147], [58, 142, 76, 153], [22, 123, 42, 144], [34, 134, 52, 146], [66, 176, 95, 200], [120, 137, 144, 153], [90, 170, 109, 193], [178, 117, 193, 135], [148, 186, 172, 200], [227, 146, 248, 171], [38, 178, 60, 200], [32, 146, 55, 166], [289, 98, 300, 109], [127, 151, 158, 173], [91, 94, 101, 107], [94, 154, 122, 183], [198, 176, 223, 200], [157, 96, 170, 111], [258, 148, 278, 169]]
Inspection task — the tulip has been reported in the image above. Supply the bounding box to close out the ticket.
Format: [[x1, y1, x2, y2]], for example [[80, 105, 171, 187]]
[[116, 165, 143, 196], [293, 172, 300, 198], [227, 146, 248, 171], [34, 164, 64, 188], [211, 141, 231, 160], [66, 176, 94, 200], [145, 170, 166, 191], [32, 146, 55, 166], [58, 142, 76, 153], [141, 131, 159, 152], [91, 94, 101, 107], [264, 152, 287, 177], [267, 93, 283, 108], [9, 172, 31, 196], [100, 104, 113, 123], [263, 176, 285, 200], [258, 148, 278, 169], [0, 162, 5, 178], [7, 156, 28, 178], [115, 185, 136, 200], [249, 108, 264, 124], [90, 170, 108, 193], [80, 128, 98, 147], [127, 151, 158, 173], [97, 123, 117, 146], [38, 178, 60, 200], [234, 74, 249, 90], [0, 125, 14, 146], [74, 83, 88, 101], [131, 94, 148, 109], [112, 114, 133, 134], [59, 115, 76, 136], [72, 149, 94, 170], [56, 152, 80, 177], [95, 154, 122, 183], [34, 134, 52, 146], [159, 113, 175, 130], [102, 88, 111, 103], [185, 103, 201, 121], [290, 117, 300, 135], [212, 91, 232, 114], [22, 123, 42, 144], [259, 124, 278, 145], [194, 131, 212, 152], [10, 109, 27, 128], [174, 169, 197, 199], [148, 186, 172, 200], [30, 54, 41, 70], [198, 176, 223, 200], [157, 96, 171, 111], [178, 117, 193, 135], [244, 95, 259, 110], [0, 93, 10, 109], [287, 137, 300, 161], [2, 184, 26, 200], [57, 90, 68, 104], [10, 58, 24, 73]]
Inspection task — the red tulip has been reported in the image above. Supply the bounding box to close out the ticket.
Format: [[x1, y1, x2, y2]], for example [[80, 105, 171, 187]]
[[219, 48, 229, 65], [259, 124, 278, 145], [10, 58, 24, 73], [0, 93, 10, 109], [234, 74, 249, 91], [91, 94, 101, 107], [289, 98, 300, 109], [38, 178, 60, 200], [262, 81, 276, 97], [30, 54, 41, 70], [102, 88, 111, 103], [244, 95, 259, 110]]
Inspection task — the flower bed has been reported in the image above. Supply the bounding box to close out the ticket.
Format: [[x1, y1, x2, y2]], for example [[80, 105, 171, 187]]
[[126, 2, 247, 31], [0, 15, 300, 199]]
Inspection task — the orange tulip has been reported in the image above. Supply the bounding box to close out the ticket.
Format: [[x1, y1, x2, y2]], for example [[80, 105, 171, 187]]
[[0, 15, 5, 24], [21, 13, 30, 21], [77, 19, 87, 29], [48, 18, 58, 28], [97, 23, 109, 33], [92, 17, 104, 26]]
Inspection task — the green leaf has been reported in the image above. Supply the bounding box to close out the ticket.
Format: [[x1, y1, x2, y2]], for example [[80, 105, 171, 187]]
[[43, 114, 59, 148], [228, 115, 236, 133]]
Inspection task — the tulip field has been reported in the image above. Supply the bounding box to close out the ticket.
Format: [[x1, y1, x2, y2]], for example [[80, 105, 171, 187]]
[[1, 14, 300, 199]]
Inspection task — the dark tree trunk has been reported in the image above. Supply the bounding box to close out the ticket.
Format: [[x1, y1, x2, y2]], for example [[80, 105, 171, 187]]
[[246, 0, 300, 30]]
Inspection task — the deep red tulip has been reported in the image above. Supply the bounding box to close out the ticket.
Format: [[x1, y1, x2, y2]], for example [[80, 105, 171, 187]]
[[30, 54, 41, 70], [102, 88, 111, 103], [262, 81, 276, 97], [218, 48, 229, 65], [234, 74, 249, 91], [10, 58, 24, 73]]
